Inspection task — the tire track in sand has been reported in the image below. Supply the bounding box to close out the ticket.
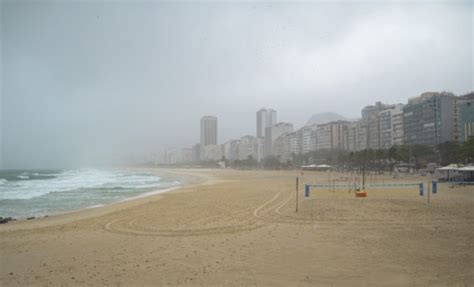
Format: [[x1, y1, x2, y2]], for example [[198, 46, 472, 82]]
[[102, 192, 285, 237]]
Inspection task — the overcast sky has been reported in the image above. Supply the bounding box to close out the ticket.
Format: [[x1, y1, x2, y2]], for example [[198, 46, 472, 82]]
[[1, 1, 473, 169]]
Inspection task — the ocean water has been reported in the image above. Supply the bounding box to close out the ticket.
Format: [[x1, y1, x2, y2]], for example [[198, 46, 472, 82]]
[[0, 169, 180, 219]]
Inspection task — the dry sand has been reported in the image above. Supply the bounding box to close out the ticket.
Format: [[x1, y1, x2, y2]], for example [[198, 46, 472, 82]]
[[0, 168, 473, 286]]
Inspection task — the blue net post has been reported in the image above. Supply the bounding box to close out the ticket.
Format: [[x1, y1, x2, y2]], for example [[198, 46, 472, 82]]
[[304, 184, 310, 197], [419, 183, 424, 196], [432, 181, 437, 194]]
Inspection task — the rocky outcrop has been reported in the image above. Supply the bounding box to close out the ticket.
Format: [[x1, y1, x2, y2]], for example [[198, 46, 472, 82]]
[[0, 217, 13, 224]]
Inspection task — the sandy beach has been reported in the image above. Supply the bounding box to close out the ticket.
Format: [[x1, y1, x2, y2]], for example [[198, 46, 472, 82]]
[[0, 168, 473, 286]]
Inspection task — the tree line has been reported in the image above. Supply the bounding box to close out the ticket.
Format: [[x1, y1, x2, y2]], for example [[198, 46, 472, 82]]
[[230, 136, 474, 170]]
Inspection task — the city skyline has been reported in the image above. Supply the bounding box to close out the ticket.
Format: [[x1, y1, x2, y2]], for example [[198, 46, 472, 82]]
[[158, 90, 473, 165]]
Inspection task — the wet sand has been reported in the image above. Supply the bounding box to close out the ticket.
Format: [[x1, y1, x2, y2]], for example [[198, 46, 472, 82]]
[[0, 168, 473, 286]]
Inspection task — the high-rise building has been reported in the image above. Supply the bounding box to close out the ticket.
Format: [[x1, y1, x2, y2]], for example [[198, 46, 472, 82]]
[[180, 148, 193, 163], [267, 109, 277, 128], [356, 123, 369, 151], [273, 133, 291, 163], [256, 137, 265, 162], [378, 104, 404, 149], [164, 148, 193, 164], [347, 122, 357, 151], [237, 135, 260, 161], [223, 140, 239, 162], [200, 116, 218, 147], [256, 108, 277, 138], [347, 120, 368, 151], [378, 110, 392, 149], [192, 144, 201, 162], [316, 123, 332, 150], [223, 136, 265, 163], [201, 145, 223, 161], [272, 125, 318, 158], [392, 107, 404, 146], [256, 109, 267, 138], [264, 122, 293, 156], [361, 101, 395, 150], [367, 115, 380, 149], [403, 92, 457, 146], [300, 125, 318, 154], [316, 121, 350, 150], [458, 92, 474, 142], [288, 131, 300, 156]]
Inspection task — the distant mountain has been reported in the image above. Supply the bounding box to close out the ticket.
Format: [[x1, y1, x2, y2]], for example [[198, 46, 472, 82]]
[[305, 112, 347, 126]]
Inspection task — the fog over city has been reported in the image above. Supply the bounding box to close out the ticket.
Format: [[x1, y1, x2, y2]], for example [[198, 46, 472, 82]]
[[1, 1, 472, 169]]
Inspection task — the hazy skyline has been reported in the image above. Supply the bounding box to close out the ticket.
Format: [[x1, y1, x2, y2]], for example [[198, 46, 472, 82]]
[[1, 1, 473, 169]]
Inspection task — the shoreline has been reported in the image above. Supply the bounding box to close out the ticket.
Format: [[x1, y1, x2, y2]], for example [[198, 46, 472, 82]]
[[0, 185, 183, 223], [0, 168, 212, 230]]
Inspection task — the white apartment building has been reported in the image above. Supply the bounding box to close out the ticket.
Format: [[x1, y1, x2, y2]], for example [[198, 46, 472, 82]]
[[356, 122, 369, 150], [288, 131, 300, 156], [316, 123, 332, 150], [164, 148, 193, 164], [238, 135, 261, 161], [223, 140, 239, 162], [273, 133, 291, 163], [368, 115, 380, 149], [347, 122, 357, 151], [272, 125, 318, 162], [223, 136, 264, 162], [201, 144, 223, 162], [301, 125, 317, 154], [378, 110, 392, 150], [379, 104, 404, 149], [316, 121, 350, 151], [264, 122, 294, 156], [256, 138, 265, 162], [392, 107, 404, 146], [347, 120, 369, 151]]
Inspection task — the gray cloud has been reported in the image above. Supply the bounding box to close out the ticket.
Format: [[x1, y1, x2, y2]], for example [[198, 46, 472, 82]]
[[1, 1, 472, 168]]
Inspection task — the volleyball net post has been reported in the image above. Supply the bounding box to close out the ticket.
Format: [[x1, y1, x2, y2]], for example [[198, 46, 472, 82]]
[[296, 177, 299, 213]]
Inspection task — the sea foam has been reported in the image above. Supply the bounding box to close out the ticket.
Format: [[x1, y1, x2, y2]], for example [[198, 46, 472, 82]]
[[0, 169, 179, 218]]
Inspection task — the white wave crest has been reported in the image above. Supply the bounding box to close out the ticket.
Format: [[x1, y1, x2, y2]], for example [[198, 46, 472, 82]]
[[0, 169, 170, 200]]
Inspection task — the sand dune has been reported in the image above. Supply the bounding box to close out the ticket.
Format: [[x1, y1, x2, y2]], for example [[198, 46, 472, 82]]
[[1, 169, 473, 286]]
